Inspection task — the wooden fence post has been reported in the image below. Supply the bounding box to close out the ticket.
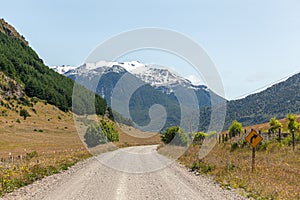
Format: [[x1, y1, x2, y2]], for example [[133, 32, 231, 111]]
[[252, 147, 256, 172], [292, 129, 295, 151]]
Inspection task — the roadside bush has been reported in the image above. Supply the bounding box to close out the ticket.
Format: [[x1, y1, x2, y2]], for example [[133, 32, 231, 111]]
[[230, 142, 238, 152], [282, 133, 300, 146], [191, 160, 215, 174], [99, 120, 119, 142], [161, 126, 188, 146], [84, 121, 119, 148], [193, 132, 207, 143]]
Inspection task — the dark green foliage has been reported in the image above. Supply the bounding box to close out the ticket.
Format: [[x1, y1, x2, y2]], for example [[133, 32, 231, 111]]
[[84, 120, 119, 148], [193, 132, 207, 142], [0, 109, 7, 116], [230, 142, 238, 152], [161, 126, 188, 146], [0, 31, 107, 115], [19, 108, 30, 120]]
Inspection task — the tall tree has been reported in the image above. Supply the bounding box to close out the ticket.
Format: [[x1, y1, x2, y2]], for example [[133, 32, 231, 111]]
[[287, 114, 299, 133], [269, 117, 282, 133], [228, 120, 243, 137]]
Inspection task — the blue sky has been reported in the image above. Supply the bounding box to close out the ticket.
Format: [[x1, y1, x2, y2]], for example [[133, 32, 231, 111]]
[[1, 0, 300, 99]]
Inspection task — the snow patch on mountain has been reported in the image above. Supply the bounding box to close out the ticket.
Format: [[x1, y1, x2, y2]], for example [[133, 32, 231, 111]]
[[49, 65, 78, 74]]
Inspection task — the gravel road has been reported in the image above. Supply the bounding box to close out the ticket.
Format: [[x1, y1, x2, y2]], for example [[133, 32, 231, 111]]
[[1, 145, 247, 200]]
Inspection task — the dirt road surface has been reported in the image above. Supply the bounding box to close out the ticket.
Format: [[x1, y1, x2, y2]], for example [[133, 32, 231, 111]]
[[1, 145, 247, 200]]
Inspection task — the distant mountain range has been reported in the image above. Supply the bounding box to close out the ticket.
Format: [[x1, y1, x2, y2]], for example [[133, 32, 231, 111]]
[[53, 61, 219, 107], [51, 61, 226, 131], [51, 62, 300, 131]]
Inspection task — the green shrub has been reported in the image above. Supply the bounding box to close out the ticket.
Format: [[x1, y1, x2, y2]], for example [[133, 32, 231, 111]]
[[30, 108, 37, 114], [0, 109, 8, 116], [19, 109, 30, 120], [230, 142, 239, 152], [191, 160, 215, 174], [229, 120, 243, 137], [161, 126, 189, 146], [99, 120, 119, 142], [193, 132, 207, 142], [84, 121, 119, 148], [25, 151, 38, 160]]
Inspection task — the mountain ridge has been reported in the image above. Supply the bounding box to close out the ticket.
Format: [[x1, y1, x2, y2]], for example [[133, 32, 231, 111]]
[[0, 18, 28, 46], [53, 63, 300, 130]]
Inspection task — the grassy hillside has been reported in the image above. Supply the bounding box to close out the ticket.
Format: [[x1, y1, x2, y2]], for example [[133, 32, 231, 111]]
[[0, 96, 161, 196]]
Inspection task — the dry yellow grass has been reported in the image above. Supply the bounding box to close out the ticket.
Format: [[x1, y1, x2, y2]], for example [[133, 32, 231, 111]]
[[0, 99, 162, 196], [0, 101, 161, 158], [0, 101, 87, 158], [0, 100, 91, 195], [115, 124, 162, 147], [176, 139, 300, 199], [156, 116, 300, 199]]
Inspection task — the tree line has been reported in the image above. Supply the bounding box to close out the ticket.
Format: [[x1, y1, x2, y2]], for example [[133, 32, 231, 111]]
[[160, 114, 300, 146]]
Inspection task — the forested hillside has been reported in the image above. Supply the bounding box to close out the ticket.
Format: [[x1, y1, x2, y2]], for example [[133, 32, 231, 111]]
[[225, 72, 300, 128], [0, 19, 107, 115]]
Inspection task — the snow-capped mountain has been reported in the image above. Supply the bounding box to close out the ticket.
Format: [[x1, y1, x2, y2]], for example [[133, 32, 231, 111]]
[[64, 61, 126, 78], [62, 60, 217, 108], [48, 61, 225, 131], [49, 65, 77, 74], [62, 61, 207, 94]]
